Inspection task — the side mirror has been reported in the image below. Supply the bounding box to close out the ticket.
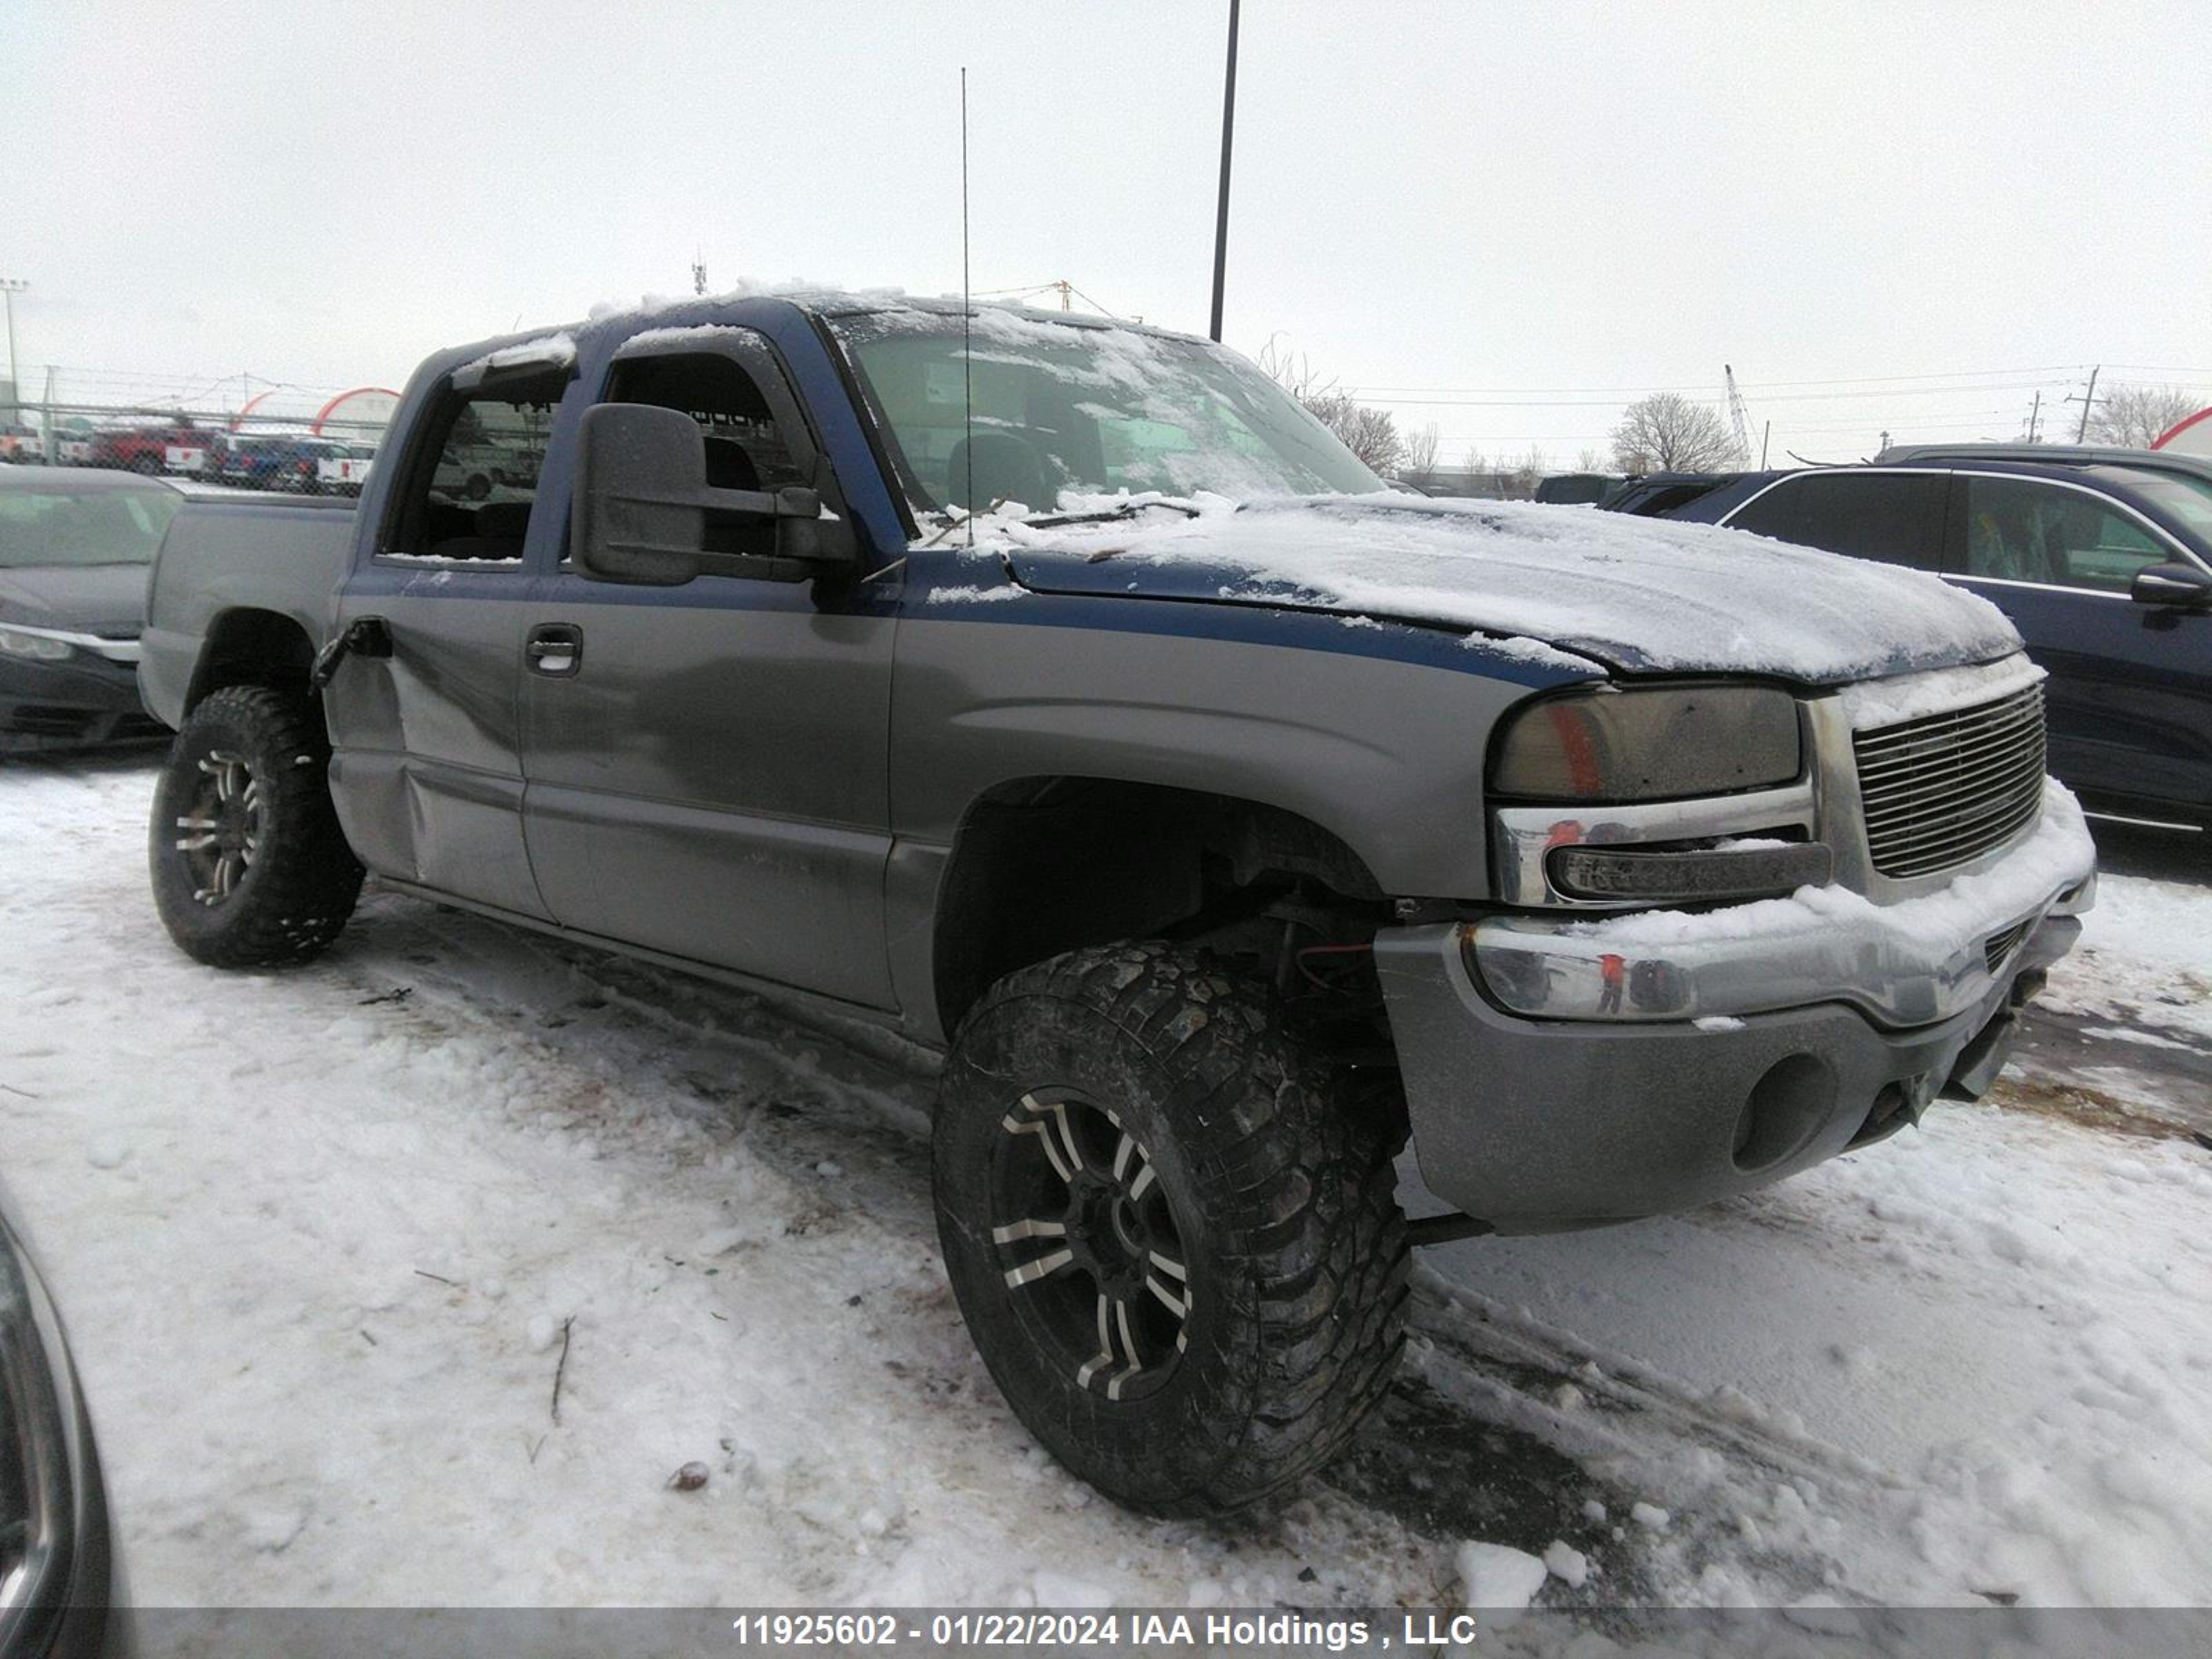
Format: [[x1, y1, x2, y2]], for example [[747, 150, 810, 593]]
[[2129, 561, 2212, 609], [573, 402, 859, 588]]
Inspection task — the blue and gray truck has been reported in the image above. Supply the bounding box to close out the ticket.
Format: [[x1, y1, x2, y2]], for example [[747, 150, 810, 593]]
[[135, 291, 2095, 1513]]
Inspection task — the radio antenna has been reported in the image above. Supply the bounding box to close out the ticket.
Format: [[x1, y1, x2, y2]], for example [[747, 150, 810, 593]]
[[961, 65, 975, 546]]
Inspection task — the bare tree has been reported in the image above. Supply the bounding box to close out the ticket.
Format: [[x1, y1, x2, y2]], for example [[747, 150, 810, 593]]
[[1256, 335, 1328, 404], [1398, 422, 1441, 483], [1302, 388, 1405, 475], [1609, 393, 1741, 473], [1257, 337, 1405, 475], [2089, 382, 2202, 449], [1575, 446, 1605, 473]]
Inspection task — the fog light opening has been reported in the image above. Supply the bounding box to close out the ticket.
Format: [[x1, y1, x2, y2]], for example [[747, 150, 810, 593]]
[[1732, 1053, 1837, 1173]]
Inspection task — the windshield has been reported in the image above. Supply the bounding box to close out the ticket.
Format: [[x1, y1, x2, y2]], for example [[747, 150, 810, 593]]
[[827, 307, 1382, 515], [0, 485, 181, 568]]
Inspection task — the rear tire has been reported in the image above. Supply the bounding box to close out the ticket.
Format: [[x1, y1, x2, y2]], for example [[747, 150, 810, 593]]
[[149, 684, 363, 968], [934, 941, 1408, 1516]]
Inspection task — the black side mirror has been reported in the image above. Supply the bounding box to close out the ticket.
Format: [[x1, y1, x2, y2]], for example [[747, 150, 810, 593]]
[[574, 402, 858, 588], [2129, 561, 2212, 609]]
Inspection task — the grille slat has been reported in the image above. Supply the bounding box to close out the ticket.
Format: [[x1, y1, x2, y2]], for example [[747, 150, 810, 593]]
[[1856, 716, 2046, 778], [1862, 748, 2047, 825], [1854, 683, 2047, 879], [1857, 724, 2047, 784]]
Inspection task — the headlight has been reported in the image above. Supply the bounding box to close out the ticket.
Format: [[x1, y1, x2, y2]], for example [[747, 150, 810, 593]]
[[0, 625, 77, 663], [1490, 684, 1802, 802]]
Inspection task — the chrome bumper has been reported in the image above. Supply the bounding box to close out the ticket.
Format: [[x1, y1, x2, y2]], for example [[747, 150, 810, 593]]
[[1467, 782, 2098, 1030]]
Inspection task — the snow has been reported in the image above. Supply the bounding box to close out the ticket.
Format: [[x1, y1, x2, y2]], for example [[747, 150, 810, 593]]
[[2, 756, 2208, 1615], [2039, 861, 2212, 1049], [980, 491, 2023, 684], [923, 583, 1023, 605], [1542, 1539, 1591, 1587], [1837, 653, 2046, 731], [456, 332, 577, 379], [1456, 1541, 1549, 1615]]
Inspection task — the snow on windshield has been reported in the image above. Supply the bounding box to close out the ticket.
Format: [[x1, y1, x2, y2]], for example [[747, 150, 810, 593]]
[[973, 491, 2026, 684], [828, 306, 1382, 514]]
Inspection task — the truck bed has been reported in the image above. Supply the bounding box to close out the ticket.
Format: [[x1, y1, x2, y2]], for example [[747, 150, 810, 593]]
[[138, 498, 357, 729]]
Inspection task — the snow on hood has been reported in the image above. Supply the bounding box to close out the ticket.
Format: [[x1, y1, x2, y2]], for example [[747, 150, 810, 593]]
[[982, 493, 2023, 686]]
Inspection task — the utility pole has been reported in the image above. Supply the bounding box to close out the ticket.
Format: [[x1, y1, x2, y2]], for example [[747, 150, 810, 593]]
[[1759, 420, 1770, 469], [691, 254, 708, 297], [1208, 0, 1240, 342], [2067, 366, 2102, 443], [0, 277, 25, 422], [2025, 389, 2042, 443]]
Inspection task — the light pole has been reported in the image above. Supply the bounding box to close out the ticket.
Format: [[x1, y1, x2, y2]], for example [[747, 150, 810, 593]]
[[1208, 0, 1239, 342], [0, 279, 25, 422]]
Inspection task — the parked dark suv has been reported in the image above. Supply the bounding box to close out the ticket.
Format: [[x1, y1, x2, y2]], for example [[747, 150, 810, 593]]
[[1604, 455, 2212, 828]]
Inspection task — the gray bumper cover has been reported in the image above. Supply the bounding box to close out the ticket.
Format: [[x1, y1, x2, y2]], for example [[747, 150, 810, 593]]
[[1374, 908, 2082, 1235]]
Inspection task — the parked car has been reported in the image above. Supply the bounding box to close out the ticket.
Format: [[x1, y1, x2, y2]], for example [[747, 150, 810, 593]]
[[0, 468, 185, 751], [1533, 471, 1624, 505], [135, 292, 2094, 1515], [0, 424, 45, 466], [86, 424, 220, 480], [312, 440, 376, 497], [0, 1177, 122, 1658], [214, 431, 346, 494], [53, 432, 95, 469], [1602, 456, 2212, 829]]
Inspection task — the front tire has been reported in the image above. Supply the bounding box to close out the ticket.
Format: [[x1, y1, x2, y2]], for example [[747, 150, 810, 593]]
[[149, 684, 364, 968], [934, 942, 1408, 1516]]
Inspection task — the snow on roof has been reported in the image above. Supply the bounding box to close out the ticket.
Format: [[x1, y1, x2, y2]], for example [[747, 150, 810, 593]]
[[984, 491, 2023, 685], [455, 332, 578, 382]]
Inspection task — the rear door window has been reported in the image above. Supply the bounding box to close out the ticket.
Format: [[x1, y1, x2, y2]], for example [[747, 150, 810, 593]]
[[1725, 472, 1948, 569], [383, 381, 561, 565]]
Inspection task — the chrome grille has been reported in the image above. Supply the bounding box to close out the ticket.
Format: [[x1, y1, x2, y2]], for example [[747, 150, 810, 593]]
[[1853, 683, 2047, 879]]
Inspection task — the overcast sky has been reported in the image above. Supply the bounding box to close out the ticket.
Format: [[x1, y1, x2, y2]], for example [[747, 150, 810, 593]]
[[7, 0, 2210, 463]]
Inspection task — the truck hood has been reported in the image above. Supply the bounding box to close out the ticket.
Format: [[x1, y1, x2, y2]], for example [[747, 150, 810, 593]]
[[0, 563, 150, 638], [995, 494, 2023, 685]]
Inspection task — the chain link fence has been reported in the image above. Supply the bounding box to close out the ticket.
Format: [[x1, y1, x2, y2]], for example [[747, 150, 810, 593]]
[[1, 373, 396, 497]]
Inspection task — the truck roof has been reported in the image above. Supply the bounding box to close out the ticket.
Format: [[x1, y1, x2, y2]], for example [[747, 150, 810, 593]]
[[431, 287, 1199, 391]]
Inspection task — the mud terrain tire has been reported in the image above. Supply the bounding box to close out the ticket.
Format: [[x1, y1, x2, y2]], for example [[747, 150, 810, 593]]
[[935, 941, 1408, 1516], [149, 684, 363, 968]]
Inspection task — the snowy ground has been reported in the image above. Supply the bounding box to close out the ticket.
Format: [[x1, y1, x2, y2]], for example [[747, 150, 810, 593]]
[[1, 754, 2207, 1615]]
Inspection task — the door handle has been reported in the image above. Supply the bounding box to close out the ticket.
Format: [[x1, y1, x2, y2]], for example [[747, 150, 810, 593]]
[[526, 623, 583, 677]]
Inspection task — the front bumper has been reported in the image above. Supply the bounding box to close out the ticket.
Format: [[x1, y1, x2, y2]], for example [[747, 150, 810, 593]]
[[0, 655, 165, 754], [1376, 789, 2097, 1233]]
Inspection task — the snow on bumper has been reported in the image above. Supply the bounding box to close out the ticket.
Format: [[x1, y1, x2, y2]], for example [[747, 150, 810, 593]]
[[1465, 780, 2097, 1028], [1373, 782, 2097, 1232]]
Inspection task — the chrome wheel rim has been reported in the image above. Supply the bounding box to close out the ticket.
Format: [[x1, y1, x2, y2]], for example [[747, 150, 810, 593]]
[[174, 749, 263, 907], [991, 1089, 1190, 1403]]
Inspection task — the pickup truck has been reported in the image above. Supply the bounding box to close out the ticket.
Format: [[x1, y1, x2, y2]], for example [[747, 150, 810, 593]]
[[135, 291, 2097, 1516]]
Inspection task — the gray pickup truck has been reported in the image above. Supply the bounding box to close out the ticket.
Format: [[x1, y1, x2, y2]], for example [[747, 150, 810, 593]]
[[137, 292, 2097, 1514]]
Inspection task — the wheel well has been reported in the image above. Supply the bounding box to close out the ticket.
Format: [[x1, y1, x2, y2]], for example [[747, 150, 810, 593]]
[[186, 608, 317, 713], [931, 778, 1389, 1035]]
